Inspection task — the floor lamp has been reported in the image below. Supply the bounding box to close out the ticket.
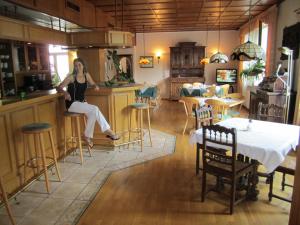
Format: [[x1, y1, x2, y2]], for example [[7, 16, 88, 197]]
[[277, 46, 293, 123]]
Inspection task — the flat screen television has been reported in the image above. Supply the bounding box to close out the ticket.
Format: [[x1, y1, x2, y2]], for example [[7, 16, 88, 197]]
[[216, 69, 237, 84]]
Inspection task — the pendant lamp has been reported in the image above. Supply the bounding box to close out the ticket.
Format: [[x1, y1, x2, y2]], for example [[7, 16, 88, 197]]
[[139, 25, 150, 65], [209, 0, 228, 64], [231, 0, 265, 61], [200, 16, 210, 65]]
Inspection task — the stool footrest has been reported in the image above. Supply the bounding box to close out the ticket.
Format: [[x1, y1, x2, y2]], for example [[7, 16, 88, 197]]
[[26, 157, 55, 169]]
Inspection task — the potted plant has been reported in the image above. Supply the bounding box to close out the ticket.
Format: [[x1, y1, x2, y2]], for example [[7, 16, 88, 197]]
[[240, 60, 265, 79]]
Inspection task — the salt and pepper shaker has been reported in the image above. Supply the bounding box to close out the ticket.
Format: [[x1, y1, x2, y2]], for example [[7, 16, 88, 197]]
[[247, 119, 253, 131]]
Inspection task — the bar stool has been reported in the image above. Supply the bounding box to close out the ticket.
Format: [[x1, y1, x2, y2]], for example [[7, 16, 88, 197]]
[[128, 102, 152, 151], [64, 112, 91, 165], [22, 122, 61, 193], [0, 176, 16, 225]]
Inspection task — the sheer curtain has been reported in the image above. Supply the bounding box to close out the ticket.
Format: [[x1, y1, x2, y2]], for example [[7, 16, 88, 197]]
[[238, 5, 278, 108]]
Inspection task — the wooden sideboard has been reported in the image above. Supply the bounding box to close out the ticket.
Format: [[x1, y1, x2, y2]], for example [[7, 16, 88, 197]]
[[170, 77, 205, 100], [169, 42, 205, 100]]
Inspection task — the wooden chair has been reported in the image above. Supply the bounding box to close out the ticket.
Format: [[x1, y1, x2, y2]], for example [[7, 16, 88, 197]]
[[201, 124, 255, 214], [226, 93, 245, 112], [205, 98, 229, 123], [257, 102, 285, 123], [255, 103, 286, 183], [194, 106, 213, 174], [269, 154, 296, 203], [0, 177, 16, 225], [203, 85, 216, 97], [217, 84, 230, 97], [179, 97, 200, 135]]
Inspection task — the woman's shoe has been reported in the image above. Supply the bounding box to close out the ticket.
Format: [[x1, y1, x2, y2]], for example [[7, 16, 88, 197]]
[[106, 134, 120, 141], [83, 136, 94, 149]]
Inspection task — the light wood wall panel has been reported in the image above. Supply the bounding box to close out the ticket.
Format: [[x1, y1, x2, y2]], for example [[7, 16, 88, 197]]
[[0, 93, 65, 194]]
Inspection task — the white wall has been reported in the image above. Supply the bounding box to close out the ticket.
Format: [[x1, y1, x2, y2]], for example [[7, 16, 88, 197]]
[[275, 0, 300, 91], [133, 30, 239, 98], [134, 30, 240, 85]]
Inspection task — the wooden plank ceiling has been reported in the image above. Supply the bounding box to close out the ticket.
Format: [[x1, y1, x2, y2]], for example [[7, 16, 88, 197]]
[[87, 0, 279, 33]]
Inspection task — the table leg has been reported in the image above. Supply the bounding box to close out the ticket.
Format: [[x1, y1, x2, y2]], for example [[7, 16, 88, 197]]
[[247, 160, 259, 201]]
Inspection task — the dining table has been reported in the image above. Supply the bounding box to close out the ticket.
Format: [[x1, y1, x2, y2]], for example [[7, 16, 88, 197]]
[[190, 117, 300, 199]]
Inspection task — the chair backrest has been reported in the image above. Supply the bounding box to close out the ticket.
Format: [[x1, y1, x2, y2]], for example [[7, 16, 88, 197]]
[[195, 106, 213, 129], [221, 84, 230, 97], [203, 124, 237, 174], [192, 82, 202, 88], [257, 102, 285, 123], [205, 98, 228, 122], [203, 85, 216, 97], [179, 97, 200, 117], [183, 83, 193, 89]]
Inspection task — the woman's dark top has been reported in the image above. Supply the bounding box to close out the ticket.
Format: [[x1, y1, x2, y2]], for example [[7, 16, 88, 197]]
[[65, 74, 87, 109]]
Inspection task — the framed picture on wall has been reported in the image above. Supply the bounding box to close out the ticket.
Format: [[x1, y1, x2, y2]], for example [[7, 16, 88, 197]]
[[139, 56, 153, 68]]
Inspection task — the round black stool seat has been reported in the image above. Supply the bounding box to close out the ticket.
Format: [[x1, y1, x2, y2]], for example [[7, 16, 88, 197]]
[[21, 123, 52, 133]]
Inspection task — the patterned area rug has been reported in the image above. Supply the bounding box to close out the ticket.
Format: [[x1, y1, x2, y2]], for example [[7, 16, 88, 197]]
[[0, 129, 176, 225]]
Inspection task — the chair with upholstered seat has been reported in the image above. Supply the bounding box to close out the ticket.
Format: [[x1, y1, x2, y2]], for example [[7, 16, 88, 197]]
[[179, 97, 200, 135], [22, 122, 61, 193], [64, 111, 92, 165], [201, 124, 255, 214], [194, 106, 213, 174], [268, 154, 296, 203], [128, 102, 152, 151]]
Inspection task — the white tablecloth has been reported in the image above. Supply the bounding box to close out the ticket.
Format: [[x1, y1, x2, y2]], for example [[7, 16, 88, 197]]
[[195, 96, 238, 106], [189, 118, 300, 172]]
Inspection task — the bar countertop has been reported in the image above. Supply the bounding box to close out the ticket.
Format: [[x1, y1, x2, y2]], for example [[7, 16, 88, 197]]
[[0, 89, 63, 112], [0, 83, 143, 112]]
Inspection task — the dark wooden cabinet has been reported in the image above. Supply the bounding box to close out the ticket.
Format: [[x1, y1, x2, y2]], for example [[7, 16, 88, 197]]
[[170, 42, 205, 78], [169, 42, 205, 100]]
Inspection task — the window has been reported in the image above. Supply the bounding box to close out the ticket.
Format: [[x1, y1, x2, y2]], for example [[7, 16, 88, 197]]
[[242, 23, 268, 86], [49, 45, 70, 81], [261, 22, 268, 55]]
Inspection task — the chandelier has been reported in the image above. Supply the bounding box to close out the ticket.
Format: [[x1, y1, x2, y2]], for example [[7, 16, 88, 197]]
[[209, 0, 228, 64], [231, 0, 265, 61], [200, 16, 210, 65]]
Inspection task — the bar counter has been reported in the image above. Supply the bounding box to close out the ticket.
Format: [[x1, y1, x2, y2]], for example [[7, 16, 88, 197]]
[[0, 83, 142, 194]]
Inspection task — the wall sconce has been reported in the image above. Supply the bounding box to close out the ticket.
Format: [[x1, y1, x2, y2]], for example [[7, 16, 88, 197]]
[[156, 52, 161, 64]]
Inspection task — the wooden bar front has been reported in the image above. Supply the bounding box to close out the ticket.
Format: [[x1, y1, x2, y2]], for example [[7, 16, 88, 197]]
[[85, 84, 142, 146]]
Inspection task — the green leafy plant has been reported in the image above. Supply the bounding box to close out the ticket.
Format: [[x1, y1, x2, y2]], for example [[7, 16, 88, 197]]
[[240, 60, 265, 79]]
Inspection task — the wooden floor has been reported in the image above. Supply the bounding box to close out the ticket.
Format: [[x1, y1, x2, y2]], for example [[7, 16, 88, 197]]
[[78, 100, 292, 225]]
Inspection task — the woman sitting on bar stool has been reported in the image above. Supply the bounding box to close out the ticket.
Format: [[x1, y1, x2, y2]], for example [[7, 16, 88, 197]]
[[56, 58, 119, 148]]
